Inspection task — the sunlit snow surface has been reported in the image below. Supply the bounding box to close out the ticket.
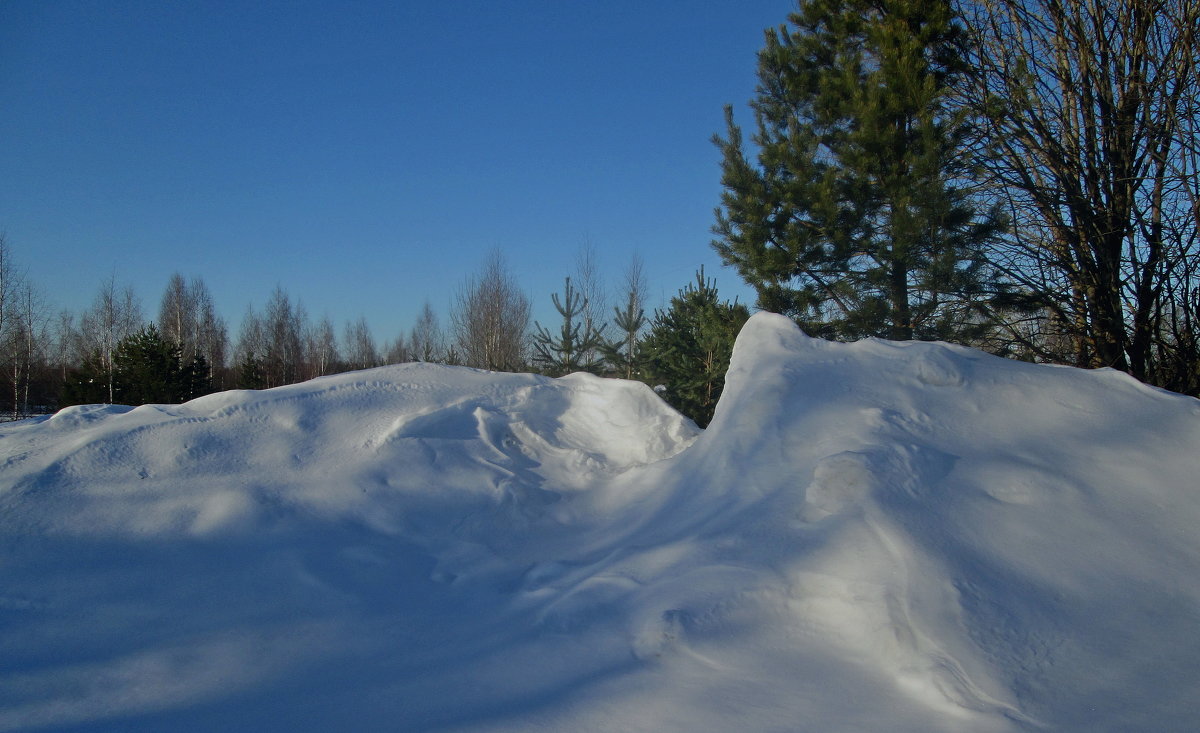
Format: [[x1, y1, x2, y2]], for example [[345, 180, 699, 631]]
[[3, 313, 1199, 732]]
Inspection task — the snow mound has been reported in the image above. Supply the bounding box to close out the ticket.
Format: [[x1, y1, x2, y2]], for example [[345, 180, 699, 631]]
[[2, 313, 1199, 732], [1, 364, 697, 540]]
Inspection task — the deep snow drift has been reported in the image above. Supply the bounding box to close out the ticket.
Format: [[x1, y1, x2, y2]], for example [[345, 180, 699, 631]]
[[2, 313, 1199, 732]]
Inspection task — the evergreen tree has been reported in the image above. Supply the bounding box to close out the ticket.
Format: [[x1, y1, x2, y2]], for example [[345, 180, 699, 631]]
[[179, 353, 213, 401], [641, 269, 749, 427], [532, 277, 606, 376], [59, 350, 108, 407], [112, 324, 183, 405], [236, 352, 266, 390], [713, 0, 1003, 342]]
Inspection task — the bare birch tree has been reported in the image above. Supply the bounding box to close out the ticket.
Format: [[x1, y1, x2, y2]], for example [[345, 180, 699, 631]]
[[305, 315, 340, 378], [234, 305, 266, 388], [603, 252, 649, 379], [0, 235, 12, 352], [51, 310, 78, 387], [342, 316, 379, 371], [158, 273, 196, 362], [409, 300, 444, 363], [451, 250, 531, 371], [383, 332, 409, 365], [574, 240, 608, 369], [262, 287, 306, 386], [193, 283, 227, 386], [79, 276, 143, 403], [3, 281, 49, 417], [157, 274, 226, 387]]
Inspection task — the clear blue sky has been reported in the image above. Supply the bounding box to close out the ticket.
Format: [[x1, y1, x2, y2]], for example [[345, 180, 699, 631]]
[[1, 0, 794, 344]]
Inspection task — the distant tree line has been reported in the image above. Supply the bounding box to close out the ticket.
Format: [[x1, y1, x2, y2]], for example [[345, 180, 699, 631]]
[[0, 235, 746, 427]]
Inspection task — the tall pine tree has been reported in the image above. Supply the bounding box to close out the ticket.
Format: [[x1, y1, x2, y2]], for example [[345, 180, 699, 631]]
[[713, 0, 1003, 342]]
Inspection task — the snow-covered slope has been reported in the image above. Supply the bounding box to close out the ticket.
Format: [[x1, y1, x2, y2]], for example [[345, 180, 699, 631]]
[[2, 313, 1198, 732]]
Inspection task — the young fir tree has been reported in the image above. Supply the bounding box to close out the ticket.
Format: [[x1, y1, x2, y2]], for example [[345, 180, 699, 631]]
[[641, 269, 749, 427], [712, 0, 1003, 342], [112, 324, 184, 405], [532, 277, 606, 377]]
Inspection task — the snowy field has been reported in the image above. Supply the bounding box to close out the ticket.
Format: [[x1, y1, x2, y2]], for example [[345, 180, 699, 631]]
[[2, 312, 1199, 732]]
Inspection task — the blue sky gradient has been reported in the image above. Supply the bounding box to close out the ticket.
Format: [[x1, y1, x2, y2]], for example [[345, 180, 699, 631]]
[[1, 0, 795, 343]]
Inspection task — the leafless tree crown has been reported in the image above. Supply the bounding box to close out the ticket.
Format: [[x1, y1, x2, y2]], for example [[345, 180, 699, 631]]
[[451, 250, 531, 372]]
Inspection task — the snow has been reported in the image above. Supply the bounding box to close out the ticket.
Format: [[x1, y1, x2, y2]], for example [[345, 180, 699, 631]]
[[2, 312, 1199, 732]]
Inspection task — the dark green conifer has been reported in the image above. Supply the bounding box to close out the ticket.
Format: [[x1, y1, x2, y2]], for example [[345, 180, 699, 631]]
[[179, 353, 214, 401], [641, 269, 749, 427], [713, 0, 1004, 342], [59, 350, 109, 407], [112, 324, 184, 405], [236, 353, 266, 390]]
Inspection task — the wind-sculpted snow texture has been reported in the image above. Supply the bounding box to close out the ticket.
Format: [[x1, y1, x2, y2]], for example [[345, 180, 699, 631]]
[[2, 313, 1199, 732]]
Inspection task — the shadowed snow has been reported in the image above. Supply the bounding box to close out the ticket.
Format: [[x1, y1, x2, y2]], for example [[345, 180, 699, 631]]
[[2, 313, 1199, 731]]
